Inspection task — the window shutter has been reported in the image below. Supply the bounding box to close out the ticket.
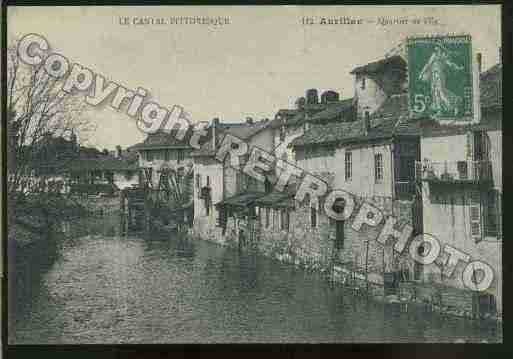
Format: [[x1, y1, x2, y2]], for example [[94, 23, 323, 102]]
[[469, 190, 482, 242], [498, 192, 502, 239], [466, 132, 473, 159]]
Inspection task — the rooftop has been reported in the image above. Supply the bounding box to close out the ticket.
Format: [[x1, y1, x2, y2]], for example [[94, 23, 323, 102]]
[[191, 119, 272, 157], [131, 128, 194, 151], [215, 192, 266, 209], [350, 55, 406, 75], [291, 94, 418, 148], [309, 98, 356, 123]]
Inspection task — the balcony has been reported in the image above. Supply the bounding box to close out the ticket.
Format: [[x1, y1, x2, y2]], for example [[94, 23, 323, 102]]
[[415, 160, 493, 185]]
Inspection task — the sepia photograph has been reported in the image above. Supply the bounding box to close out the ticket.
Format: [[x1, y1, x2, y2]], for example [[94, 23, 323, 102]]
[[5, 5, 502, 344]]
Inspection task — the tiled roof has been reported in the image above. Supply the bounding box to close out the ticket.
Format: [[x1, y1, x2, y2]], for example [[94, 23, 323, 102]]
[[310, 98, 356, 123], [216, 192, 265, 208], [286, 111, 307, 126], [480, 63, 502, 109], [221, 120, 271, 139], [350, 55, 406, 74], [276, 109, 298, 117], [191, 120, 272, 157], [291, 95, 418, 147], [190, 130, 223, 157], [132, 129, 194, 150]]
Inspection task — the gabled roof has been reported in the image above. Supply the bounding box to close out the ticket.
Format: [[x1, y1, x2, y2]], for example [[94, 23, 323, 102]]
[[191, 120, 272, 157], [132, 129, 194, 151], [350, 55, 406, 75], [220, 120, 272, 140], [309, 98, 356, 123]]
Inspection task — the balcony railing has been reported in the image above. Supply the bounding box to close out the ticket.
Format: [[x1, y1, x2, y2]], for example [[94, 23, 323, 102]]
[[415, 160, 493, 184]]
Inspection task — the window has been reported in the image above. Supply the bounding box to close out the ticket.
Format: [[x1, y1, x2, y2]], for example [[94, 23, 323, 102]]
[[164, 149, 170, 161], [196, 174, 200, 188], [280, 125, 286, 142], [144, 167, 153, 186], [247, 175, 259, 192], [484, 189, 501, 238], [264, 178, 272, 193], [265, 208, 270, 228], [345, 151, 352, 181], [361, 76, 366, 90], [146, 151, 153, 162], [177, 150, 184, 163], [310, 206, 317, 229], [469, 190, 482, 240], [374, 153, 383, 183], [281, 210, 290, 232], [206, 175, 210, 187]]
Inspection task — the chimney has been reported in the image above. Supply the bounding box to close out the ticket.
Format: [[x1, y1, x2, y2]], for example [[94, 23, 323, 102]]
[[477, 53, 482, 73], [212, 118, 219, 150], [321, 90, 340, 105], [363, 111, 371, 135], [306, 88, 319, 105]]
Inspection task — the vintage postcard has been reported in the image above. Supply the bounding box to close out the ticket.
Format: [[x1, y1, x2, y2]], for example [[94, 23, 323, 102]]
[[6, 5, 502, 344]]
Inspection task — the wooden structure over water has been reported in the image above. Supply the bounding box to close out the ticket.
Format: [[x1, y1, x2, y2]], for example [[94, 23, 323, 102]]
[[120, 188, 149, 232]]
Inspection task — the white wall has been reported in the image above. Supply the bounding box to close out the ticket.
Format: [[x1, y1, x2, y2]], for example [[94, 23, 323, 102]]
[[113, 171, 139, 190], [138, 149, 194, 187], [273, 125, 304, 165], [298, 143, 394, 197], [420, 130, 502, 313], [355, 75, 387, 118], [193, 159, 224, 221]]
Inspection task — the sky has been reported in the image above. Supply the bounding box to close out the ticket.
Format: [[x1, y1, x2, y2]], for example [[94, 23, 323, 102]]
[[8, 5, 501, 150]]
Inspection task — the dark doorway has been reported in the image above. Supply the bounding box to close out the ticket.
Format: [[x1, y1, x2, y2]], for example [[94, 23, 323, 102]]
[[335, 220, 344, 249]]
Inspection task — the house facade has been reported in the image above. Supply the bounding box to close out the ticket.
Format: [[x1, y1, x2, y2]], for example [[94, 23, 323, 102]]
[[133, 130, 195, 189], [191, 118, 274, 242], [187, 40, 502, 320], [417, 62, 502, 317]]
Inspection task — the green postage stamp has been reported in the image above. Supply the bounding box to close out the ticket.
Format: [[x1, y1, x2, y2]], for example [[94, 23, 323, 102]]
[[407, 35, 473, 121]]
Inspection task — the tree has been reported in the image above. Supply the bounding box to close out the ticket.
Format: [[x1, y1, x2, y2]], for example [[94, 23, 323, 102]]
[[6, 39, 94, 198]]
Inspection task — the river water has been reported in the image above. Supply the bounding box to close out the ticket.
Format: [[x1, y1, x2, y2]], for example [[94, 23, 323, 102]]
[[9, 217, 501, 344]]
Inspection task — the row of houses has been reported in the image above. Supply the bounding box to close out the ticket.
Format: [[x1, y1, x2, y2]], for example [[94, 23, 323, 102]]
[[141, 44, 499, 319], [27, 133, 139, 195], [30, 39, 501, 319]]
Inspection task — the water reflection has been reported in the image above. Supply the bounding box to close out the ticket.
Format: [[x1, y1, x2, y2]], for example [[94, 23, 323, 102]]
[[9, 216, 502, 344]]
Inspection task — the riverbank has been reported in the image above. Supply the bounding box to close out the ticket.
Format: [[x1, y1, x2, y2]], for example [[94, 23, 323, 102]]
[[9, 215, 501, 344], [9, 194, 121, 246], [187, 226, 502, 328]]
